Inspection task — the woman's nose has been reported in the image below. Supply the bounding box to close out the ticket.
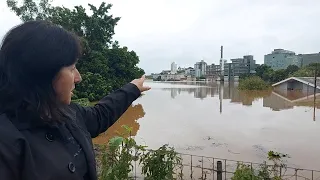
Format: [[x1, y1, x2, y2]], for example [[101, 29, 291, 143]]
[[74, 69, 82, 84]]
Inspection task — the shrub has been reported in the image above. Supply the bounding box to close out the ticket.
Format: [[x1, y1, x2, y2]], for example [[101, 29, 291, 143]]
[[231, 151, 289, 180], [99, 125, 182, 180], [140, 144, 182, 180], [238, 76, 270, 90], [232, 164, 260, 180]]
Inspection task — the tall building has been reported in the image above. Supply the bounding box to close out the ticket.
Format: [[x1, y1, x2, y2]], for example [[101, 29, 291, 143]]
[[206, 64, 221, 77], [264, 49, 302, 70], [194, 60, 207, 78], [224, 55, 256, 78], [206, 64, 215, 77], [298, 53, 320, 67], [171, 62, 177, 74], [244, 55, 256, 73]]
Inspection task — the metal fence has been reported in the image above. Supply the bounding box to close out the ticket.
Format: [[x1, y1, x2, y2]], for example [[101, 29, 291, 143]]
[[130, 152, 320, 180]]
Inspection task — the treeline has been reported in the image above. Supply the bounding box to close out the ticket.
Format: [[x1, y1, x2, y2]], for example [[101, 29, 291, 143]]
[[255, 64, 300, 83], [238, 63, 320, 90], [7, 0, 145, 101], [241, 63, 320, 84]]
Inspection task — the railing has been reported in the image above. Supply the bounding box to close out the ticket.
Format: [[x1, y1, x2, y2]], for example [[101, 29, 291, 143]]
[[130, 152, 320, 180]]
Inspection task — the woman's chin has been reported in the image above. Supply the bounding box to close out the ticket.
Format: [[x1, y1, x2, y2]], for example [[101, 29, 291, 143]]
[[59, 96, 72, 105]]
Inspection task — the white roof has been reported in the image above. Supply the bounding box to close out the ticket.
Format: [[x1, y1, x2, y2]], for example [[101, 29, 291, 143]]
[[272, 77, 320, 90]]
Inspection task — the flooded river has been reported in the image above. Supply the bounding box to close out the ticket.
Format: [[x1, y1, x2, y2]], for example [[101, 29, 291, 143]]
[[93, 81, 320, 170]]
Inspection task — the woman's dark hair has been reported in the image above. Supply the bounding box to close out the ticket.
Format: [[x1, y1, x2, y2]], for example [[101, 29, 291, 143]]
[[0, 20, 81, 122]]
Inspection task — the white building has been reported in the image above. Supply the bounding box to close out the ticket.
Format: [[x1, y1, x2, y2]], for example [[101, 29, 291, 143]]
[[171, 62, 177, 74], [220, 59, 227, 77]]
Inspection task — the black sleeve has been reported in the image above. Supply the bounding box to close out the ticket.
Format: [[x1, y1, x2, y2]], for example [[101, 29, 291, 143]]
[[72, 83, 141, 138], [0, 157, 16, 180], [0, 142, 20, 180]]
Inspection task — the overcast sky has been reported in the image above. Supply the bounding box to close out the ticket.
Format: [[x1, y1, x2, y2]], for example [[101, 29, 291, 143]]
[[1, 0, 320, 74]]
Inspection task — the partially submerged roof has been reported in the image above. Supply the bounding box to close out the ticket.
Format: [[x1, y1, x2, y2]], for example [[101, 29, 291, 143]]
[[272, 77, 320, 89], [272, 90, 320, 103]]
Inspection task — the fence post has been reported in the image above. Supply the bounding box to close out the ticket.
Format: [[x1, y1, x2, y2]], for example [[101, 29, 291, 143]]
[[225, 159, 227, 180], [202, 156, 204, 179], [212, 158, 215, 180], [217, 161, 222, 180], [190, 155, 193, 179], [251, 163, 253, 180]]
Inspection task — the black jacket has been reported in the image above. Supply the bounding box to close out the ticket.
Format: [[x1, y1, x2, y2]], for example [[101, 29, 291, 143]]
[[0, 83, 141, 180]]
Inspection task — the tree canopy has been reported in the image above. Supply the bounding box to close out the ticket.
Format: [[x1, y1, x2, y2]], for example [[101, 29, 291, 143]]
[[293, 63, 320, 77], [255, 64, 300, 83], [7, 0, 145, 101]]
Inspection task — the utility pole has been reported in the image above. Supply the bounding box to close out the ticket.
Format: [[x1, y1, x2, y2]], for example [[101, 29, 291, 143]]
[[220, 46, 224, 80], [314, 66, 318, 121], [219, 83, 223, 114]]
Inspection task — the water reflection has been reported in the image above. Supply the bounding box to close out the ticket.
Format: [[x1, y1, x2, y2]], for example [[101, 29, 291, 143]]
[[164, 87, 217, 99], [222, 84, 271, 106], [92, 103, 145, 144], [161, 82, 319, 111], [264, 91, 320, 111]]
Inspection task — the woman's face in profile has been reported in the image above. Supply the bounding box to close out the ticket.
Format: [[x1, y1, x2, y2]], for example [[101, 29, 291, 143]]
[[53, 64, 82, 104]]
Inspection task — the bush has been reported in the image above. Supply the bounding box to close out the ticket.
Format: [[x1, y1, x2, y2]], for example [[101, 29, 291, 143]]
[[231, 151, 289, 180], [232, 164, 260, 180], [140, 145, 182, 180], [99, 125, 182, 180], [238, 76, 270, 90]]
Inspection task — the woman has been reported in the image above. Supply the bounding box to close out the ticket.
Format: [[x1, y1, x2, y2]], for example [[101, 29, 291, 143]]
[[0, 20, 150, 180]]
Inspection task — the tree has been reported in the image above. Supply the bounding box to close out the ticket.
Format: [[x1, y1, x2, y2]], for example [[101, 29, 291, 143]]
[[293, 68, 314, 77], [255, 64, 307, 83], [104, 47, 145, 90], [255, 65, 272, 78], [307, 63, 320, 74], [271, 69, 287, 82], [72, 72, 111, 101], [255, 65, 274, 82], [7, 0, 145, 101], [293, 63, 320, 77], [285, 65, 300, 76]]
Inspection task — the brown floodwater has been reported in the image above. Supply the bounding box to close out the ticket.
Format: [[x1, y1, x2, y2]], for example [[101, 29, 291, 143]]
[[93, 81, 320, 171]]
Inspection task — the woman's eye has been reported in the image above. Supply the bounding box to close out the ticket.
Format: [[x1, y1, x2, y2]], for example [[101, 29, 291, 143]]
[[70, 67, 76, 73]]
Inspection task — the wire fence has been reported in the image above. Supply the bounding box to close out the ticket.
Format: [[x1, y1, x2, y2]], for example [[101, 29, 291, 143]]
[[130, 152, 320, 180]]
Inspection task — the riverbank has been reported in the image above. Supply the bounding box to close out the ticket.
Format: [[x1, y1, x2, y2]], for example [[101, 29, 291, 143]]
[[93, 143, 320, 180]]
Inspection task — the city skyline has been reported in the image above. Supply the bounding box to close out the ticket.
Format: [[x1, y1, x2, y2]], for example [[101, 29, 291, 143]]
[[155, 47, 319, 75], [1, 0, 320, 74]]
